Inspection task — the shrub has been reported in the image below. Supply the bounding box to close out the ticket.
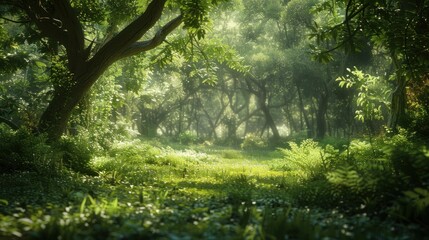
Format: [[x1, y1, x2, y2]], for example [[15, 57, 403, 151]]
[[277, 139, 338, 180], [108, 140, 160, 165], [240, 133, 267, 150], [346, 139, 384, 166], [225, 174, 255, 205], [178, 131, 197, 145], [386, 142, 429, 225], [106, 141, 213, 170], [221, 150, 243, 159], [319, 136, 349, 151], [383, 129, 429, 187], [56, 137, 96, 175], [215, 137, 241, 147], [277, 133, 428, 216], [0, 128, 59, 174], [0, 128, 97, 175], [390, 187, 429, 226], [321, 130, 429, 219], [160, 148, 214, 164]]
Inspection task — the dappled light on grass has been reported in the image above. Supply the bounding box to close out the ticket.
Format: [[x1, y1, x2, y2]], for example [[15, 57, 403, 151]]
[[1, 136, 428, 239]]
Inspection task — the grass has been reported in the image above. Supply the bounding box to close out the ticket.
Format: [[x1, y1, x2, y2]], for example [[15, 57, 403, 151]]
[[0, 139, 425, 239]]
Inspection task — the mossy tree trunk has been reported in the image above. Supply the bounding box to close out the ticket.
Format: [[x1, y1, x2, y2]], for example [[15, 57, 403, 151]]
[[388, 53, 407, 132], [388, 75, 407, 131]]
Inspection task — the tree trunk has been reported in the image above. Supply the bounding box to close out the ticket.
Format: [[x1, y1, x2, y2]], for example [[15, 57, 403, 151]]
[[296, 83, 312, 137], [258, 91, 280, 140], [37, 41, 120, 139], [139, 107, 162, 138], [316, 92, 328, 139], [143, 121, 159, 137], [283, 104, 298, 135], [38, 75, 97, 140], [388, 75, 407, 131]]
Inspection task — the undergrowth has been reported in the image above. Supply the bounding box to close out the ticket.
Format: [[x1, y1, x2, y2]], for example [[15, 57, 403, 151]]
[[0, 131, 428, 239], [0, 128, 95, 175], [276, 130, 429, 229]]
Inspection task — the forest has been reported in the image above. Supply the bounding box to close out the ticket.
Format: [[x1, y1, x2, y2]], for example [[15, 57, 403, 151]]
[[0, 0, 428, 239]]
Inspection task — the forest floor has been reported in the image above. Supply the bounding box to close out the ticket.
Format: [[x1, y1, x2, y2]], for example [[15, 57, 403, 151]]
[[0, 139, 426, 239]]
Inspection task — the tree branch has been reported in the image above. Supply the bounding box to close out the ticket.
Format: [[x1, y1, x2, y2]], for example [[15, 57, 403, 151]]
[[89, 0, 168, 67], [0, 116, 19, 130], [237, 109, 260, 125], [118, 14, 183, 59]]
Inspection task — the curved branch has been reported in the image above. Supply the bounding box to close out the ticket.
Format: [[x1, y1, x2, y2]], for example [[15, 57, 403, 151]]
[[118, 14, 183, 59], [0, 116, 19, 130], [89, 0, 168, 66]]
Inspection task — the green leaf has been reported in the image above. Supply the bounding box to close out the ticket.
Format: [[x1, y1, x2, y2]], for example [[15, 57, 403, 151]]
[[34, 60, 46, 68], [0, 199, 8, 206], [80, 196, 88, 213], [404, 190, 419, 199]]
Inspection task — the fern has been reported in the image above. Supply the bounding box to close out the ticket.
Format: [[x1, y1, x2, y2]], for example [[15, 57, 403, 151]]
[[327, 166, 363, 192], [278, 139, 339, 180], [404, 188, 429, 212], [391, 187, 429, 226]]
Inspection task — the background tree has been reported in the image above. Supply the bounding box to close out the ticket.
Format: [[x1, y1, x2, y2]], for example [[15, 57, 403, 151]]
[[311, 0, 429, 133], [2, 0, 418, 145]]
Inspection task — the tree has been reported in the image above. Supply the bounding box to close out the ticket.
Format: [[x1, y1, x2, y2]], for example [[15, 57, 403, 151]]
[[310, 0, 429, 131], [0, 0, 226, 140], [275, 0, 337, 139]]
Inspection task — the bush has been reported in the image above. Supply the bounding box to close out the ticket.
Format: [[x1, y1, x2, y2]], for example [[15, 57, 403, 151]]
[[56, 137, 96, 175], [277, 139, 338, 180], [215, 137, 241, 147], [225, 174, 255, 205], [178, 131, 197, 145], [106, 140, 213, 169], [0, 128, 60, 174], [108, 140, 161, 165], [275, 132, 429, 220], [221, 150, 243, 159], [0, 128, 96, 175], [390, 187, 429, 226], [319, 136, 349, 151], [240, 133, 267, 150]]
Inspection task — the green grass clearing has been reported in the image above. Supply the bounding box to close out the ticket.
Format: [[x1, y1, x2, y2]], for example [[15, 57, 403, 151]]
[[0, 139, 425, 239]]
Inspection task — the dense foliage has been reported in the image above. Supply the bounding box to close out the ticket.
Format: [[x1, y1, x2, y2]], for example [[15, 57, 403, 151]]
[[1, 135, 428, 239], [1, 0, 428, 239]]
